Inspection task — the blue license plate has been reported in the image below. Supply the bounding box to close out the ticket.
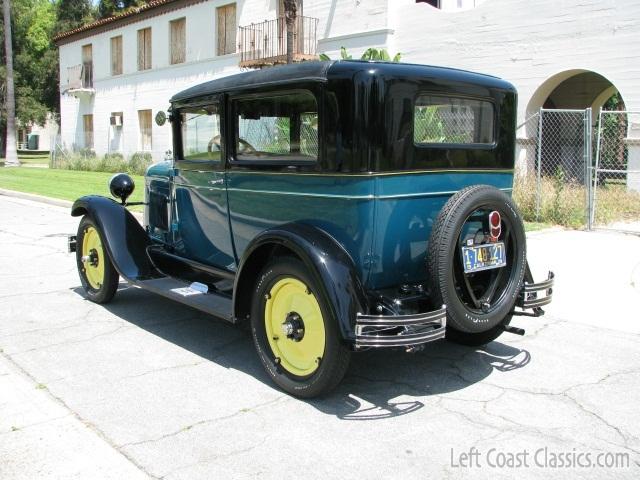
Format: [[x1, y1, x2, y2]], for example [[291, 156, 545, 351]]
[[462, 242, 506, 273]]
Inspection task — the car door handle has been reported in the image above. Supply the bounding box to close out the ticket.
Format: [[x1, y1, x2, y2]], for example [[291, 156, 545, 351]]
[[208, 179, 224, 186]]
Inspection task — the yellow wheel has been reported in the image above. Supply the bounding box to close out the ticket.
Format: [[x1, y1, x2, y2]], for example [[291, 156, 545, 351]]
[[251, 257, 350, 398], [81, 226, 105, 290], [76, 216, 119, 304], [264, 278, 326, 376]]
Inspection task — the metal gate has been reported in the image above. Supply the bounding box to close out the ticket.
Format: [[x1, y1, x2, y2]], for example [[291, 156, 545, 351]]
[[514, 108, 592, 228], [591, 110, 640, 233]]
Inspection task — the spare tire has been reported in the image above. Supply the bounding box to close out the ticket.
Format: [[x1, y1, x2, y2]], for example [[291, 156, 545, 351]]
[[427, 185, 526, 345]]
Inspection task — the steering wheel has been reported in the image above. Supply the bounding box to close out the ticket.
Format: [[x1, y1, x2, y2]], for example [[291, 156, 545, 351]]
[[207, 136, 257, 155], [207, 135, 221, 153], [238, 139, 257, 154]]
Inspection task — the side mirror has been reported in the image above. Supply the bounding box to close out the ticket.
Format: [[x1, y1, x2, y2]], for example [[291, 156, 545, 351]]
[[109, 173, 135, 205]]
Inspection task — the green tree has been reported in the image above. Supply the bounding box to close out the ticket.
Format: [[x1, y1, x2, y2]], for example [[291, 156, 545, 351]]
[[97, 0, 146, 19], [56, 0, 93, 34], [1, 0, 93, 157], [2, 0, 19, 165]]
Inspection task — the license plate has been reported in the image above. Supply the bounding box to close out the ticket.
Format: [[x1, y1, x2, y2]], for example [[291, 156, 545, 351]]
[[462, 242, 506, 273]]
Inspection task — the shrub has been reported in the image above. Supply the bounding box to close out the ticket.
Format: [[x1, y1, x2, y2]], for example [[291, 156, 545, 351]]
[[513, 172, 640, 228], [128, 152, 153, 175], [51, 151, 153, 176]]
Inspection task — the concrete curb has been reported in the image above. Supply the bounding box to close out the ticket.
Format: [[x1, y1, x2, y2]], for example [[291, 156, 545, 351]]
[[0, 188, 144, 222], [0, 188, 72, 208]]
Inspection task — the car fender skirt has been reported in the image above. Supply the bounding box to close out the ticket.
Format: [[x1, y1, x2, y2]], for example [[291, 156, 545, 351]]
[[71, 195, 161, 281], [236, 223, 370, 341]]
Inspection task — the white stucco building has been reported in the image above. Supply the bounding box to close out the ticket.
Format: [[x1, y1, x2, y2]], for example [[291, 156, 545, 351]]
[[55, 0, 640, 163]]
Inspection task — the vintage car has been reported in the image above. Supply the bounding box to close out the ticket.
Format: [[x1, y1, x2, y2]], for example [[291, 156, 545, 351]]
[[69, 60, 553, 397]]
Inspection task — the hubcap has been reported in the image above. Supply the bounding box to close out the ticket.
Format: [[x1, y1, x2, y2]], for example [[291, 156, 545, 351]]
[[265, 278, 325, 376], [81, 226, 105, 290]]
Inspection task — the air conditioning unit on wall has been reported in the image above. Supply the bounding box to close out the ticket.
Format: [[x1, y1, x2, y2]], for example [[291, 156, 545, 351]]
[[110, 114, 123, 127]]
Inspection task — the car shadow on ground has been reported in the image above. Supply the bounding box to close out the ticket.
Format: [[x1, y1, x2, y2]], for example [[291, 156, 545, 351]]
[[75, 284, 531, 421]]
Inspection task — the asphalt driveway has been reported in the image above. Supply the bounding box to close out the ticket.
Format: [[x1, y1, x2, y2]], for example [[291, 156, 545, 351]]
[[0, 195, 639, 479]]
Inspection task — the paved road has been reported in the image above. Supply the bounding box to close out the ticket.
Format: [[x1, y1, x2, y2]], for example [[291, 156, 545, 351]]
[[1, 195, 639, 479]]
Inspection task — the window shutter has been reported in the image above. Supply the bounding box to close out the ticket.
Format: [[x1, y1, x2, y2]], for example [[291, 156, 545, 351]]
[[217, 7, 225, 55], [111, 36, 122, 75], [137, 30, 144, 70], [145, 28, 152, 69], [170, 18, 186, 64], [226, 5, 236, 54]]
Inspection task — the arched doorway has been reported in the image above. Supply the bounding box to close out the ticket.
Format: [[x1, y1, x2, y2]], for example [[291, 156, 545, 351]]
[[527, 70, 625, 116]]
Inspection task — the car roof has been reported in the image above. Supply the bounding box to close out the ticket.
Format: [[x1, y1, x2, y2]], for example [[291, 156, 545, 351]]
[[170, 60, 514, 103]]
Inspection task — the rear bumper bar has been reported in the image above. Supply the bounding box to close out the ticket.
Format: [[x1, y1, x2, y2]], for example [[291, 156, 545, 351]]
[[355, 305, 446, 348], [516, 271, 554, 311]]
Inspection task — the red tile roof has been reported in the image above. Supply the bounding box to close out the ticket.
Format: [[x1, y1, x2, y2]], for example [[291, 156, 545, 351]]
[[54, 0, 188, 44]]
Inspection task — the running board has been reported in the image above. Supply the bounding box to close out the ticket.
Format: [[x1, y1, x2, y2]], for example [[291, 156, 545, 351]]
[[130, 277, 234, 322]]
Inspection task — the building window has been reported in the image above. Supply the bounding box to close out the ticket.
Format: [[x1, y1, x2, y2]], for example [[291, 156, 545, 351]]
[[81, 44, 93, 87], [235, 91, 318, 162], [137, 27, 152, 71], [111, 35, 123, 75], [217, 3, 236, 56], [170, 18, 186, 64], [83, 114, 94, 149], [138, 110, 152, 151], [414, 96, 494, 145]]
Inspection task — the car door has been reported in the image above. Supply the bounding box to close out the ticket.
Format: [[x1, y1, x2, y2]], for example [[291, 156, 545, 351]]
[[172, 99, 236, 271]]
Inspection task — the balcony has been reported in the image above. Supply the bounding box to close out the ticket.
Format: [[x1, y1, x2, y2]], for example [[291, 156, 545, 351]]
[[64, 63, 95, 98], [238, 16, 319, 69]]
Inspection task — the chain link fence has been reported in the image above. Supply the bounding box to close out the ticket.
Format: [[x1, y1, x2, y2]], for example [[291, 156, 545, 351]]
[[513, 109, 591, 228], [592, 110, 640, 232]]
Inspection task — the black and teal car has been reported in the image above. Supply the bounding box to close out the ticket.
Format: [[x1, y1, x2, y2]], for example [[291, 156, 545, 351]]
[[70, 60, 553, 397]]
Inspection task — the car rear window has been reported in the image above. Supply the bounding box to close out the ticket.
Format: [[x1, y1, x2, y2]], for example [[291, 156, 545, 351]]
[[234, 91, 319, 163], [414, 96, 494, 146]]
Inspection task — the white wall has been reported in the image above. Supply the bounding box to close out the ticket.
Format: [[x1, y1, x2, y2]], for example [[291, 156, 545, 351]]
[[388, 0, 640, 124], [59, 0, 247, 160], [59, 0, 640, 160]]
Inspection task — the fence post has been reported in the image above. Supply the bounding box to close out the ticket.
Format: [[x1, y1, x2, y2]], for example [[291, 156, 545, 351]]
[[585, 108, 592, 230], [591, 108, 604, 228], [535, 108, 544, 221]]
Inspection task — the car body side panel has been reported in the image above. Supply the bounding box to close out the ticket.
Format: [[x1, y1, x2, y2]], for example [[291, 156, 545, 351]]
[[368, 171, 514, 290], [226, 171, 376, 283], [172, 169, 236, 270]]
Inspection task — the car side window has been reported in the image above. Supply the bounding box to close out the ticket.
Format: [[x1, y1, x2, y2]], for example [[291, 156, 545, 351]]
[[234, 91, 318, 163], [180, 104, 222, 162]]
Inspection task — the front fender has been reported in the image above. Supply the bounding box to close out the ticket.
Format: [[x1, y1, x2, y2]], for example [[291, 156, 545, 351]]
[[234, 223, 370, 341], [72, 195, 160, 281]]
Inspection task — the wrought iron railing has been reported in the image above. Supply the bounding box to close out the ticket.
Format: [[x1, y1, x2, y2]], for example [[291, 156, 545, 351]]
[[66, 62, 93, 90], [238, 16, 319, 67]]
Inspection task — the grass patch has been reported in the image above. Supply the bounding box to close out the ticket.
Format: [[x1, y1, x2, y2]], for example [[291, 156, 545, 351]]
[[514, 172, 640, 228], [524, 221, 552, 232], [0, 168, 144, 205]]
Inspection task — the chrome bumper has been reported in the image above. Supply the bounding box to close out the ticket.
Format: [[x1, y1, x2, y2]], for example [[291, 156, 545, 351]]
[[355, 305, 446, 348], [516, 271, 554, 310]]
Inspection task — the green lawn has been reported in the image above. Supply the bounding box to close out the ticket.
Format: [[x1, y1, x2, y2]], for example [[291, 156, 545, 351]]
[[0, 168, 144, 204]]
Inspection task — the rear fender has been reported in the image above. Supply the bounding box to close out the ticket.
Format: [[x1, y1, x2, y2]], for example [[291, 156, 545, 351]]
[[71, 195, 160, 281], [234, 223, 370, 341]]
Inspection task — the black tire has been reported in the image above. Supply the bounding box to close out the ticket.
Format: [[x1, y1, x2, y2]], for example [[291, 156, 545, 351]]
[[76, 216, 119, 304], [427, 185, 526, 346], [250, 257, 351, 398]]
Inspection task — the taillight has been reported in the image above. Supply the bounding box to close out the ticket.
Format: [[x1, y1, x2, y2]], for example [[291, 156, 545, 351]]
[[489, 211, 501, 240]]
